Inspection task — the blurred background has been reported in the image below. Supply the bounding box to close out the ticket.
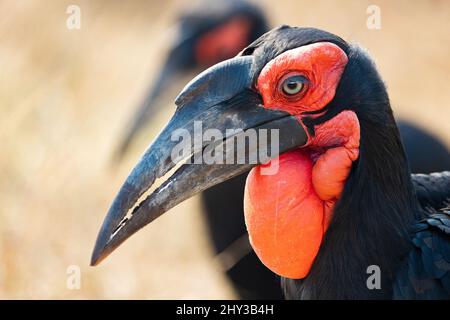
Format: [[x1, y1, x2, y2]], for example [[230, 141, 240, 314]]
[[0, 0, 449, 299]]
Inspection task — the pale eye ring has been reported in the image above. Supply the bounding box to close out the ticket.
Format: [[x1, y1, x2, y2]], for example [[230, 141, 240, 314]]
[[280, 75, 308, 96]]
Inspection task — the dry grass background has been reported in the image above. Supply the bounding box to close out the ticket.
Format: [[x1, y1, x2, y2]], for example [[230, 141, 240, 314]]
[[0, 0, 448, 299]]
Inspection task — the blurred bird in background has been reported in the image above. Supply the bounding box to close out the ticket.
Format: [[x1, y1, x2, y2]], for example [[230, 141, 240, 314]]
[[114, 0, 268, 159], [112, 0, 450, 299]]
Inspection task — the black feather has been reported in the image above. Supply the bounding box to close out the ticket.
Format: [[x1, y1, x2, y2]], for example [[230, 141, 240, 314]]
[[412, 172, 450, 209], [393, 209, 450, 299]]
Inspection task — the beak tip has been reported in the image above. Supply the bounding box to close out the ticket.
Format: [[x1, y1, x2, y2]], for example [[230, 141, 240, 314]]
[[90, 247, 105, 267], [90, 248, 100, 266], [91, 233, 110, 267], [89, 259, 98, 267]]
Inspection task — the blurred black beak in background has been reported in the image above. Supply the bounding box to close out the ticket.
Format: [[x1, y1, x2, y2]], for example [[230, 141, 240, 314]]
[[113, 0, 268, 160]]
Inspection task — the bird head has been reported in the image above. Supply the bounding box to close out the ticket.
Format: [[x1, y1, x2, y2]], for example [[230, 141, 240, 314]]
[[115, 0, 268, 158], [93, 26, 411, 280]]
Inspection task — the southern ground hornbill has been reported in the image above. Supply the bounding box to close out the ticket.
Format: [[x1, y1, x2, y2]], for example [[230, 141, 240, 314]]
[[95, 26, 450, 299], [112, 1, 450, 299]]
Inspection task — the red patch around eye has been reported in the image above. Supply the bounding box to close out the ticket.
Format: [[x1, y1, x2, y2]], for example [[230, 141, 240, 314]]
[[195, 16, 252, 67], [257, 42, 348, 115]]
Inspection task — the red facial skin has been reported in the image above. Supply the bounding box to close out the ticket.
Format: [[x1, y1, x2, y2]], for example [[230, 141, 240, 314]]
[[244, 42, 360, 279], [195, 16, 252, 67]]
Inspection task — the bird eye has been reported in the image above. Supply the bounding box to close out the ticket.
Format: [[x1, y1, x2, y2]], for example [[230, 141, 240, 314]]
[[280, 75, 307, 96]]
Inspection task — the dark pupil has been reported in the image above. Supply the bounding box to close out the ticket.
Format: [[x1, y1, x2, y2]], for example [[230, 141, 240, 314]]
[[283, 75, 305, 95], [287, 82, 298, 89]]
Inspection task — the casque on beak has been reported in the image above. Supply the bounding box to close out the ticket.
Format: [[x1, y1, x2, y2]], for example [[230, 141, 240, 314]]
[[91, 55, 308, 266]]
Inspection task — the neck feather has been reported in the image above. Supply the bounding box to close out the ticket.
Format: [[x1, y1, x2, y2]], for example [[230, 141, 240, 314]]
[[282, 46, 420, 299]]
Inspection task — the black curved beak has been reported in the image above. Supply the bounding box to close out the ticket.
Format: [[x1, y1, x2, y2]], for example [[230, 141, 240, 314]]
[[91, 56, 308, 266]]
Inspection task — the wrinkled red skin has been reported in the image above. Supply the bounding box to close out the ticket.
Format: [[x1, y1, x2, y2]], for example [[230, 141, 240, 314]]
[[244, 42, 360, 279], [195, 16, 252, 67]]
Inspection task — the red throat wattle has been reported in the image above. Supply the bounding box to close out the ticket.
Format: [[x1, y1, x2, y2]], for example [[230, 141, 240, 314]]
[[243, 42, 360, 279]]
